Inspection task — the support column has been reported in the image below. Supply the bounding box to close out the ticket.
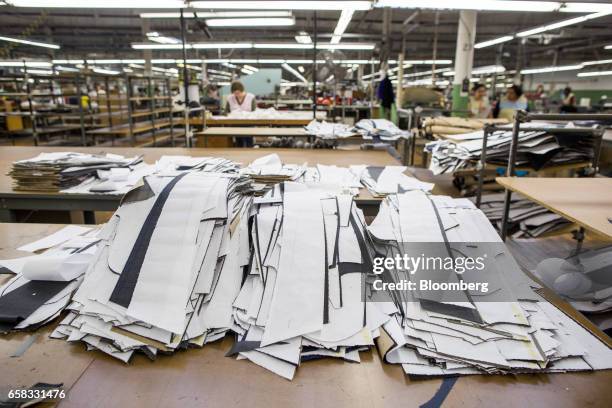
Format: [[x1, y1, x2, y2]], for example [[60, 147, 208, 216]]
[[451, 10, 477, 116], [397, 52, 404, 109], [141, 19, 152, 75]]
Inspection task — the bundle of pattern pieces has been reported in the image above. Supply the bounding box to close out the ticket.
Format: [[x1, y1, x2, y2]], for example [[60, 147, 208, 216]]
[[304, 119, 355, 139], [240, 154, 307, 194], [354, 119, 410, 141], [0, 226, 101, 333], [229, 183, 381, 379], [13, 154, 241, 195], [426, 124, 597, 175], [423, 116, 508, 136], [367, 190, 612, 376], [349, 165, 434, 197], [301, 164, 363, 195], [10, 152, 143, 192], [50, 172, 253, 362], [474, 192, 570, 238]]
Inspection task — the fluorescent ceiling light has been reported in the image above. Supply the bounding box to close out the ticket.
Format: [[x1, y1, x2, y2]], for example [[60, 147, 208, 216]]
[[86, 59, 145, 64], [190, 1, 371, 10], [517, 11, 612, 37], [318, 43, 375, 50], [140, 11, 292, 18], [473, 65, 506, 75], [193, 43, 252, 49], [0, 60, 53, 67], [0, 35, 60, 49], [295, 31, 312, 44], [442, 65, 505, 77], [605, 45, 612, 50], [474, 35, 514, 49], [282, 63, 308, 83], [374, 1, 612, 13], [205, 17, 295, 27], [208, 69, 232, 77], [577, 70, 612, 77], [20, 68, 54, 75], [254, 43, 311, 49], [52, 59, 84, 64], [147, 32, 181, 44], [92, 67, 120, 75], [11, 0, 184, 7], [331, 9, 354, 44], [133, 42, 374, 50], [521, 64, 584, 74], [582, 59, 612, 66], [55, 65, 79, 72], [132, 43, 185, 50]]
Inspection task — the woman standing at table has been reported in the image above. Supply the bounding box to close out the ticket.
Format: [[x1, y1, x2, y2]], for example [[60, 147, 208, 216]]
[[225, 81, 256, 147]]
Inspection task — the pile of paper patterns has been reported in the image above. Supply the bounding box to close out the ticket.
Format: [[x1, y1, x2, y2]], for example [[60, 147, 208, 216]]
[[426, 124, 597, 175], [475, 192, 570, 238], [10, 152, 144, 192], [367, 190, 612, 376], [51, 172, 252, 362], [240, 154, 307, 193], [304, 120, 356, 140], [349, 165, 434, 197], [230, 183, 380, 379], [0, 225, 101, 333], [354, 119, 410, 141]]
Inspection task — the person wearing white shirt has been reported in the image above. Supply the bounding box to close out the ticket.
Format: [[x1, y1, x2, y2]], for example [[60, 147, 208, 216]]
[[224, 81, 256, 146]]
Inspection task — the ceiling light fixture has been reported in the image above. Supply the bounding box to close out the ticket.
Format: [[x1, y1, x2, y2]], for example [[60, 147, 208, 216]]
[[140, 11, 292, 18], [520, 64, 584, 74], [0, 35, 60, 49], [205, 17, 295, 27], [474, 35, 514, 49], [331, 9, 354, 44], [577, 70, 612, 77]]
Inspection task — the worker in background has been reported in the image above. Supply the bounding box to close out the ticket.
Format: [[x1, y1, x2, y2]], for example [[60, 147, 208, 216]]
[[225, 81, 256, 147], [560, 86, 577, 113], [468, 83, 491, 119], [225, 81, 256, 114], [494, 84, 528, 120]]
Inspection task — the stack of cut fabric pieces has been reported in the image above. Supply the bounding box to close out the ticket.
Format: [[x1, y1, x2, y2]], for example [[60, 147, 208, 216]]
[[349, 165, 434, 197], [304, 120, 356, 140], [240, 154, 307, 194], [10, 152, 144, 192], [301, 164, 363, 195], [367, 190, 612, 376], [354, 119, 409, 142], [475, 192, 570, 237], [229, 183, 381, 379], [51, 172, 252, 362], [426, 123, 597, 176], [0, 225, 101, 333]]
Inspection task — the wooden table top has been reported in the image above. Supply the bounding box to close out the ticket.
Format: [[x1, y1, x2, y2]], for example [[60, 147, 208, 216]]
[[0, 146, 398, 202], [0, 223, 611, 407], [497, 177, 612, 240]]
